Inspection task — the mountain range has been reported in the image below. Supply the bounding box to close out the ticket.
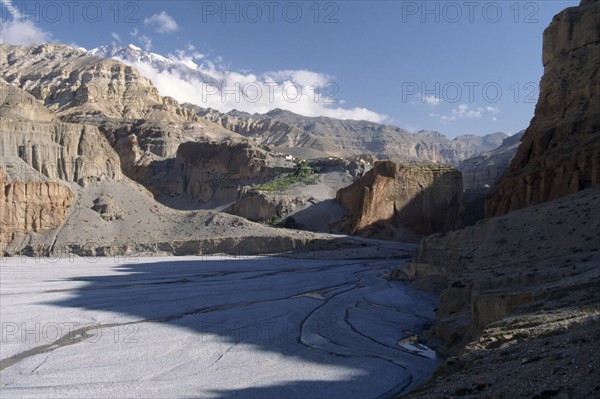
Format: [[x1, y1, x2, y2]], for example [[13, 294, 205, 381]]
[[88, 44, 512, 163]]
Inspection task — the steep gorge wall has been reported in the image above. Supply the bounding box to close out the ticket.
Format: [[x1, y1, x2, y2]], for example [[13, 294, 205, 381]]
[[402, 0, 600, 357], [486, 0, 600, 216], [1, 118, 121, 184]]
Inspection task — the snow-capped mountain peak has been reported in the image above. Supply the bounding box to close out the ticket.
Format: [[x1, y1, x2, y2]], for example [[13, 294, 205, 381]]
[[88, 44, 174, 69]]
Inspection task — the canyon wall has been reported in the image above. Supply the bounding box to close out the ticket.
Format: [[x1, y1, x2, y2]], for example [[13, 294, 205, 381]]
[[485, 1, 600, 216], [401, 0, 600, 369]]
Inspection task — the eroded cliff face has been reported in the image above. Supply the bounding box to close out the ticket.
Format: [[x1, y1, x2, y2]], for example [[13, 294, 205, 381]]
[[0, 168, 74, 243], [0, 80, 123, 248], [485, 1, 600, 217], [1, 118, 121, 184], [335, 161, 463, 239]]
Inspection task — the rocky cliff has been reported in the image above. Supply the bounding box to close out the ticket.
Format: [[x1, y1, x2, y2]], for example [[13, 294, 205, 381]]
[[405, 186, 600, 398], [335, 161, 463, 240], [0, 78, 122, 185], [404, 185, 599, 345], [485, 1, 600, 216], [0, 80, 119, 248]]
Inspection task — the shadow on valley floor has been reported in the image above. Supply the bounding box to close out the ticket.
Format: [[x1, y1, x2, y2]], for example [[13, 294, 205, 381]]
[[40, 256, 438, 399]]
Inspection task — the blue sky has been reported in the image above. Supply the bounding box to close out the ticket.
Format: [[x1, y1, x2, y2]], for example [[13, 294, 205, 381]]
[[1, 0, 578, 137]]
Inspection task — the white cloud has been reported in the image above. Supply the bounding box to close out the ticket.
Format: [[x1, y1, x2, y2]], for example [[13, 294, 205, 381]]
[[423, 94, 441, 106], [111, 32, 121, 43], [138, 35, 153, 51], [115, 47, 387, 123], [430, 104, 500, 125], [0, 0, 52, 45], [144, 11, 178, 34], [453, 104, 482, 119], [167, 49, 205, 70], [130, 28, 139, 37]]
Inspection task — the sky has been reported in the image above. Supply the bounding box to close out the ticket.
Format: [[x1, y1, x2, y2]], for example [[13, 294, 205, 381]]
[[0, 0, 578, 138]]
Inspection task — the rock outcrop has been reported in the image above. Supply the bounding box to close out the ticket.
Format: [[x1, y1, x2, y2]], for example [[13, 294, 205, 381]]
[[485, 0, 600, 217], [335, 161, 463, 239]]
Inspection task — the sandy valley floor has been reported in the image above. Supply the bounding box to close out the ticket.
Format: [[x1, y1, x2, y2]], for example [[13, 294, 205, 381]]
[[0, 255, 438, 399]]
